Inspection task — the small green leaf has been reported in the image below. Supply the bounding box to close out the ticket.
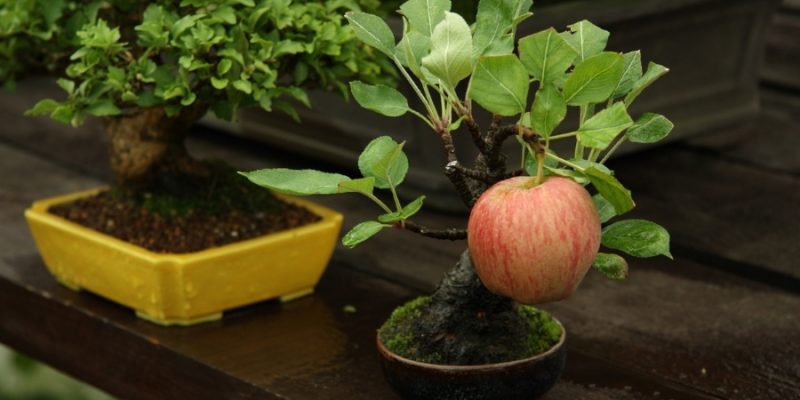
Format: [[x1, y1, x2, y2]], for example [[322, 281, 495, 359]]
[[211, 77, 229, 89], [217, 59, 233, 75], [624, 62, 669, 106], [342, 221, 387, 248], [468, 54, 529, 116], [350, 81, 410, 117], [421, 12, 473, 88], [56, 78, 75, 95], [602, 219, 672, 259], [85, 99, 121, 117], [399, 0, 451, 37], [26, 99, 60, 116], [531, 84, 567, 138], [232, 80, 252, 94], [345, 12, 396, 56], [578, 102, 633, 150], [593, 253, 629, 280], [338, 177, 376, 195], [241, 169, 350, 196], [585, 167, 635, 215], [592, 193, 616, 224], [544, 167, 588, 184], [611, 51, 642, 99], [518, 28, 577, 85], [563, 52, 624, 105], [561, 20, 609, 62], [472, 0, 532, 58], [626, 113, 674, 144], [358, 136, 409, 189], [395, 30, 430, 78], [378, 195, 426, 223]]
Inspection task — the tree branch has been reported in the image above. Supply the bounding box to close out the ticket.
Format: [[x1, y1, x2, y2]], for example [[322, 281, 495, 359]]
[[399, 220, 467, 240], [439, 129, 478, 208]]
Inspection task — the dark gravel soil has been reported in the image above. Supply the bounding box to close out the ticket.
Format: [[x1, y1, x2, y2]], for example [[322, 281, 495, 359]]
[[49, 190, 321, 254]]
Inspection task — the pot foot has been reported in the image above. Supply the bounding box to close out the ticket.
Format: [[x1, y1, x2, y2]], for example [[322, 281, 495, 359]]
[[279, 288, 314, 303], [135, 310, 223, 327]]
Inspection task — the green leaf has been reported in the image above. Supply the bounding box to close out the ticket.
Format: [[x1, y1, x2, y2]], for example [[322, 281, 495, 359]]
[[421, 12, 473, 88], [345, 12, 396, 56], [611, 51, 642, 98], [593, 253, 629, 280], [342, 221, 387, 248], [473, 0, 532, 58], [468, 54, 529, 116], [592, 193, 616, 224], [232, 80, 252, 94], [545, 167, 588, 184], [562, 52, 624, 105], [217, 59, 233, 75], [26, 99, 60, 117], [531, 84, 567, 138], [577, 102, 633, 150], [211, 77, 229, 89], [399, 0, 451, 37], [523, 147, 558, 175], [626, 113, 674, 144], [585, 167, 635, 215], [358, 136, 409, 189], [624, 62, 669, 106], [56, 79, 75, 95], [378, 195, 426, 223], [85, 99, 121, 117], [560, 20, 609, 62], [518, 28, 577, 85], [240, 169, 351, 196], [350, 81, 410, 117], [338, 177, 376, 195], [602, 219, 672, 259], [395, 30, 430, 78]]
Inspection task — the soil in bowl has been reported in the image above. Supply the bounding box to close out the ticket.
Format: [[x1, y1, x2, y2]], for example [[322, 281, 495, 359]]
[[49, 162, 320, 253]]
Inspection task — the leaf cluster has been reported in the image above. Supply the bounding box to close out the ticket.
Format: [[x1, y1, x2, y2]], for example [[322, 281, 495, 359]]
[[3, 0, 393, 125]]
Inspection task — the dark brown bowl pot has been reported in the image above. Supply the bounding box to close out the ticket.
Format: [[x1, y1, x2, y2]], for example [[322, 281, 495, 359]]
[[376, 319, 567, 400]]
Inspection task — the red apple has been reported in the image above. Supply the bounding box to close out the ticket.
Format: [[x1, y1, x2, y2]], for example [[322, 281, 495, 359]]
[[467, 176, 601, 304]]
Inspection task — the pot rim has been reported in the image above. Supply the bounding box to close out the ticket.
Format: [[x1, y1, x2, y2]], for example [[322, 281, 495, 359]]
[[376, 317, 566, 371]]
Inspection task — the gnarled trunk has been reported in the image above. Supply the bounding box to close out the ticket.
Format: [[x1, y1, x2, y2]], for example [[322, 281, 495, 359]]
[[103, 105, 208, 191]]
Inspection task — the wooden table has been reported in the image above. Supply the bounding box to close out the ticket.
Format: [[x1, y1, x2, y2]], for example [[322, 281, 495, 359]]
[[1, 81, 798, 399]]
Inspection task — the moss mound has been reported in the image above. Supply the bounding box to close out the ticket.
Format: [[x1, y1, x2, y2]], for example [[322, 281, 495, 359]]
[[379, 296, 562, 365]]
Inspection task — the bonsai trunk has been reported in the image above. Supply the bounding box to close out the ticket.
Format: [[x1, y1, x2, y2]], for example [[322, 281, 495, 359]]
[[407, 251, 536, 364], [103, 105, 209, 192]]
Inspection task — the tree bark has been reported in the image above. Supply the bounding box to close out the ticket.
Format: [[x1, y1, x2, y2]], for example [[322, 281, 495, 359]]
[[103, 105, 208, 191]]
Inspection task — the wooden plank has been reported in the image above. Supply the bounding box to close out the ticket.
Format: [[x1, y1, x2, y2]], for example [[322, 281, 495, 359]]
[[609, 145, 800, 283]]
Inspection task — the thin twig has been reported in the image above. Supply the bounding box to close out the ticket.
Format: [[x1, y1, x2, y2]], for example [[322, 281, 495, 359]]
[[399, 220, 467, 240]]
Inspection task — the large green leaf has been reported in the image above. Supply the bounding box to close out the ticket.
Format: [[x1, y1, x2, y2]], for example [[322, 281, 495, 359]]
[[577, 102, 633, 150], [593, 253, 629, 280], [421, 12, 473, 88], [602, 219, 672, 259], [626, 113, 674, 144], [530, 84, 567, 138], [399, 0, 451, 37], [624, 62, 669, 106], [468, 54, 529, 116], [585, 167, 635, 215], [358, 136, 409, 189], [560, 20, 609, 62], [241, 169, 350, 196], [350, 81, 410, 117], [345, 12, 396, 56], [472, 0, 532, 58], [562, 52, 624, 105], [378, 196, 426, 223], [611, 51, 642, 99], [592, 193, 616, 224], [342, 221, 387, 248], [518, 28, 577, 86]]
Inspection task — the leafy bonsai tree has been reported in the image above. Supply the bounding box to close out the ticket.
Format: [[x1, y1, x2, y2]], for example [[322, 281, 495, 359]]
[[1, 0, 392, 194], [245, 0, 674, 367]]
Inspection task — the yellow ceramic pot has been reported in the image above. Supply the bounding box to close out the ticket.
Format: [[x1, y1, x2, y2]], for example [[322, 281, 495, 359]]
[[24, 188, 343, 326]]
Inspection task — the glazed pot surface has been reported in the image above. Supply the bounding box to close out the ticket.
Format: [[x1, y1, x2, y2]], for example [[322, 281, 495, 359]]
[[376, 320, 567, 400]]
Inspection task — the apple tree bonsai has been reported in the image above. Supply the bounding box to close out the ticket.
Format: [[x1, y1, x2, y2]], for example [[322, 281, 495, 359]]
[[1, 0, 392, 205], [244, 0, 673, 371]]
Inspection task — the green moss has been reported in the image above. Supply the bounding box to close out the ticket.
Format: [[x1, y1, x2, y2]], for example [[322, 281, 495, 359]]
[[379, 297, 562, 364], [518, 306, 563, 356]]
